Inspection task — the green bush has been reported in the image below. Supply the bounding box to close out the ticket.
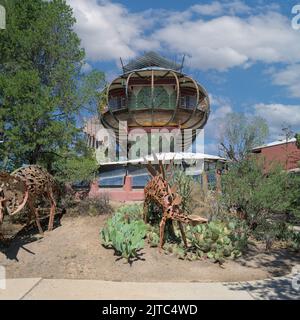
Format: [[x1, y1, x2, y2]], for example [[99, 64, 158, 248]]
[[100, 204, 147, 261], [220, 156, 300, 249], [222, 157, 293, 228], [147, 229, 160, 247], [169, 167, 194, 214], [286, 172, 300, 220], [116, 203, 143, 222], [289, 231, 300, 251]]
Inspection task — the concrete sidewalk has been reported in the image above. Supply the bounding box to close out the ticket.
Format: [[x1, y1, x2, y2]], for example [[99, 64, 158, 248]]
[[0, 275, 299, 300]]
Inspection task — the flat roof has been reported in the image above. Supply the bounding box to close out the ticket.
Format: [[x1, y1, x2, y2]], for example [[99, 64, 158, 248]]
[[252, 138, 296, 151]]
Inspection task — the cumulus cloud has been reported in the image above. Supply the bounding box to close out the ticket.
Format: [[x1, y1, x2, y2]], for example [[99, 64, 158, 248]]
[[205, 101, 300, 153], [153, 12, 300, 71], [253, 103, 300, 139], [66, 0, 300, 109], [67, 0, 158, 61], [204, 95, 233, 153], [271, 64, 300, 98], [68, 0, 300, 72], [190, 1, 251, 16]]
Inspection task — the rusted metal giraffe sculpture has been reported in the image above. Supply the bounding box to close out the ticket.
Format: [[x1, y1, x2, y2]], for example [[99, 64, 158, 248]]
[[0, 165, 57, 241], [144, 157, 208, 250]]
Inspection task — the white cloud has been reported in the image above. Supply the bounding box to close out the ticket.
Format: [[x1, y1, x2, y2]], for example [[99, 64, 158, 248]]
[[253, 103, 300, 139], [66, 0, 300, 98], [67, 0, 158, 62], [205, 101, 300, 153], [67, 1, 300, 72], [191, 2, 225, 16], [271, 64, 300, 98], [203, 95, 233, 154], [191, 1, 251, 16], [153, 12, 300, 71], [205, 95, 233, 140]]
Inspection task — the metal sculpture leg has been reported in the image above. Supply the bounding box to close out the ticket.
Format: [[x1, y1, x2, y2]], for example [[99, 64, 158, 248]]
[[178, 221, 188, 247], [0, 202, 4, 242], [144, 163, 208, 252], [28, 198, 43, 235], [47, 190, 56, 231], [0, 193, 6, 242], [26, 209, 33, 227], [159, 216, 167, 251], [143, 199, 149, 223]]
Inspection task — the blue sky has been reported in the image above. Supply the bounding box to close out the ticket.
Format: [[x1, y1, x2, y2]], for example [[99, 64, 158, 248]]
[[67, 0, 300, 154]]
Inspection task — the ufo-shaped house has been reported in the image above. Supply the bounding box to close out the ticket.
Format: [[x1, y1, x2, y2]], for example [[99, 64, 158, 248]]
[[100, 52, 210, 154]]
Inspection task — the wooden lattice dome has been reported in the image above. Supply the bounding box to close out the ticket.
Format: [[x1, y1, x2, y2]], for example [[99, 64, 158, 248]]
[[100, 52, 210, 135]]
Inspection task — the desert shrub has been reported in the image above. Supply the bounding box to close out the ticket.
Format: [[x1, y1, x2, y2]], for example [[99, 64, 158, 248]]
[[100, 204, 147, 261], [221, 156, 300, 250], [59, 194, 77, 210], [170, 168, 225, 220], [66, 195, 112, 216], [252, 219, 291, 243], [116, 203, 143, 222], [286, 172, 300, 220], [169, 167, 194, 213], [186, 220, 248, 264], [190, 185, 226, 220], [222, 157, 291, 227], [288, 231, 300, 251], [146, 225, 160, 248], [144, 200, 180, 243]]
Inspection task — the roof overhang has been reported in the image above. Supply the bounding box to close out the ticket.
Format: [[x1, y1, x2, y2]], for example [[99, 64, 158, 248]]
[[252, 138, 297, 151], [99, 152, 227, 166]]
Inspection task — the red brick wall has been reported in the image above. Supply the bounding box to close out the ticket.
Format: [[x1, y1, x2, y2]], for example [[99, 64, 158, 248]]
[[254, 141, 300, 171]]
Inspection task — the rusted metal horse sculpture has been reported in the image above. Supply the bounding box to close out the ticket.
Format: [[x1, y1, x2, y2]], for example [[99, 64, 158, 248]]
[[143, 158, 208, 250], [0, 165, 57, 241]]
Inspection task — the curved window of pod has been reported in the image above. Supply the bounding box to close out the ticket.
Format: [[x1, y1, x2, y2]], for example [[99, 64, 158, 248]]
[[137, 87, 151, 109]]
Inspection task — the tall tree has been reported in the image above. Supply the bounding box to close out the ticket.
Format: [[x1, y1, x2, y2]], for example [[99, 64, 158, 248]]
[[0, 0, 105, 172], [219, 113, 269, 161]]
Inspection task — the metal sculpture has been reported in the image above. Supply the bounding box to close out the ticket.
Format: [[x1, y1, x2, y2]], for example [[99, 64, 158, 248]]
[[143, 158, 208, 250], [0, 165, 57, 241]]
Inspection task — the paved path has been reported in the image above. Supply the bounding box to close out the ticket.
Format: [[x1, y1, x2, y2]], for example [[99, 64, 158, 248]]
[[0, 274, 299, 300]]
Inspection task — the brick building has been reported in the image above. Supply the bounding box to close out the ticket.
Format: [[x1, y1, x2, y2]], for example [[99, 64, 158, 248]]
[[252, 138, 300, 172]]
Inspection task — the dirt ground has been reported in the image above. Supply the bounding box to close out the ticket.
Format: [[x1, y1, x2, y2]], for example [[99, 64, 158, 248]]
[[0, 214, 299, 282]]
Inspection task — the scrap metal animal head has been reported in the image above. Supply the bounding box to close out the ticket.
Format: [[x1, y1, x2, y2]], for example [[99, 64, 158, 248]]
[[0, 172, 29, 219]]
